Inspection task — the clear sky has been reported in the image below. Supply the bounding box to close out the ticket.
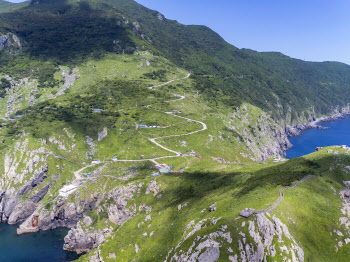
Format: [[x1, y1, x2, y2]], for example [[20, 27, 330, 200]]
[[7, 0, 350, 65]]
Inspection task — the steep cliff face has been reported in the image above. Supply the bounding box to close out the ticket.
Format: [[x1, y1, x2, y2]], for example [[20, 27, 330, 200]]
[[225, 103, 350, 161], [225, 104, 291, 161], [63, 223, 105, 254], [286, 104, 350, 137], [0, 33, 21, 54], [0, 130, 100, 237]]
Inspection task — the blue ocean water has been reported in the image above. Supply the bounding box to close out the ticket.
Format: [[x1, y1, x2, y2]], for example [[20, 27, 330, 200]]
[[286, 115, 350, 159], [0, 223, 79, 262]]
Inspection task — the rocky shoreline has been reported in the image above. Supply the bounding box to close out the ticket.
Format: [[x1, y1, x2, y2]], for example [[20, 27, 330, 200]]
[[286, 111, 350, 138], [0, 107, 348, 259]]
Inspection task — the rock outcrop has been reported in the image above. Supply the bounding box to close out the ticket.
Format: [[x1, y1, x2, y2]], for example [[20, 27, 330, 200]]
[[107, 184, 137, 225], [0, 163, 49, 223], [98, 127, 108, 142], [64, 224, 105, 254], [228, 104, 292, 161], [167, 214, 304, 262], [55, 66, 80, 97], [0, 33, 21, 54]]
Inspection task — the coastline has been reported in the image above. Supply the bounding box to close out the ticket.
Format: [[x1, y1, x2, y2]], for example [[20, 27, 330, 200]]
[[282, 109, 350, 158], [286, 111, 350, 138]]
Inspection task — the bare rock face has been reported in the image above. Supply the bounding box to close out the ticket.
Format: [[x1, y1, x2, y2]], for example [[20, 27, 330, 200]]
[[55, 66, 80, 97], [240, 208, 256, 218], [1, 165, 50, 224], [167, 228, 230, 262], [0, 189, 16, 221], [146, 180, 159, 196], [28, 183, 51, 203], [84, 215, 93, 227], [0, 33, 21, 54], [166, 214, 304, 262], [107, 185, 137, 225], [98, 127, 108, 142], [86, 136, 97, 159], [227, 105, 292, 161], [8, 201, 37, 225], [17, 194, 99, 235], [89, 250, 103, 262], [64, 224, 105, 254], [18, 164, 49, 196]]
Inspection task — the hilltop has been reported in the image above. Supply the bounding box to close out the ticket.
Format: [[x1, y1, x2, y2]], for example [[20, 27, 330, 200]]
[[0, 0, 28, 13], [0, 0, 350, 261]]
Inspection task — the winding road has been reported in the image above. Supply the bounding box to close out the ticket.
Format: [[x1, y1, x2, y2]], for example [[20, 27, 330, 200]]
[[72, 72, 206, 180], [117, 72, 208, 162]]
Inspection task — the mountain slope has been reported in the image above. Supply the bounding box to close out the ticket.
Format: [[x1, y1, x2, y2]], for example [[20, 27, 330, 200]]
[[0, 1, 350, 262], [1, 0, 350, 122], [0, 0, 28, 13]]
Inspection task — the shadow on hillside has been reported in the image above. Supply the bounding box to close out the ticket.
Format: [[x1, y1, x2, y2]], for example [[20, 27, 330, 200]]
[[154, 153, 348, 255], [0, 0, 136, 64], [161, 155, 336, 209]]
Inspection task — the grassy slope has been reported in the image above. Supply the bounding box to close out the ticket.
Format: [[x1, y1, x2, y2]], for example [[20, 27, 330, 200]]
[[1, 0, 350, 122], [104, 0, 350, 119], [0, 1, 349, 261], [70, 147, 350, 261], [0, 0, 29, 13]]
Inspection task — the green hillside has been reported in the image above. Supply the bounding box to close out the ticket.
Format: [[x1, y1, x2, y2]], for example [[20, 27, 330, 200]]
[[0, 0, 349, 261], [1, 0, 350, 121], [0, 0, 28, 13]]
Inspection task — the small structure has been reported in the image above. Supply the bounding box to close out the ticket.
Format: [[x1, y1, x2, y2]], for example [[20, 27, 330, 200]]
[[94, 109, 102, 112], [155, 164, 171, 170], [151, 173, 160, 177], [273, 157, 281, 163], [15, 115, 23, 118], [32, 214, 40, 228], [328, 150, 333, 153], [160, 169, 170, 174], [315, 147, 322, 152], [9, 119, 15, 122], [139, 125, 148, 128], [172, 110, 180, 114], [91, 159, 101, 165], [59, 185, 78, 197], [112, 157, 118, 162], [342, 145, 348, 149], [240, 208, 257, 218], [141, 155, 145, 159]]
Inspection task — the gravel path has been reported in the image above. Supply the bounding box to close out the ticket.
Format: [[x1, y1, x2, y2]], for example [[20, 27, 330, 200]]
[[258, 175, 315, 214]]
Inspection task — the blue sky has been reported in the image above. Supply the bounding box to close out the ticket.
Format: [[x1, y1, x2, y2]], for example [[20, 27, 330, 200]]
[[7, 0, 350, 64]]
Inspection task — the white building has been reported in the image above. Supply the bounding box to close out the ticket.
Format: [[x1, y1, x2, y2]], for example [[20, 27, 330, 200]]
[[59, 185, 78, 197], [273, 157, 281, 163], [91, 159, 101, 165]]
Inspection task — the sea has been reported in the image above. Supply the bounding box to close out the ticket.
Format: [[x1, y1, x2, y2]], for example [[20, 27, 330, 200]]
[[0, 116, 349, 261], [286, 115, 350, 159], [0, 223, 80, 262]]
